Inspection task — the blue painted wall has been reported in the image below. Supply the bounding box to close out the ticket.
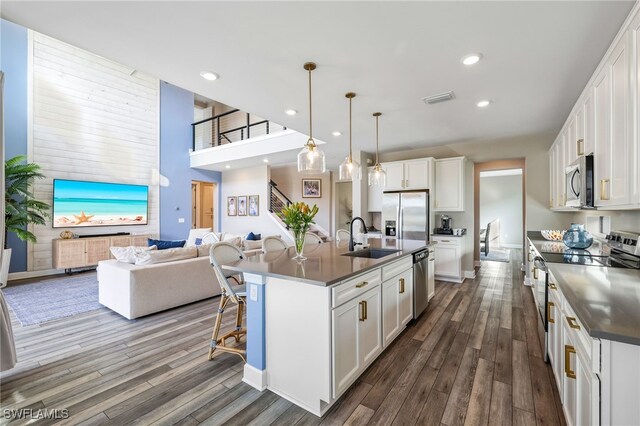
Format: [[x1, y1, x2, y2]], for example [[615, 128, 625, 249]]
[[1, 19, 29, 273], [160, 81, 221, 240]]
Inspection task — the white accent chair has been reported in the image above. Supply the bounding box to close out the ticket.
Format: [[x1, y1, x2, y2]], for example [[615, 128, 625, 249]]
[[262, 236, 288, 253], [304, 232, 323, 245], [335, 229, 350, 243], [208, 242, 247, 361]]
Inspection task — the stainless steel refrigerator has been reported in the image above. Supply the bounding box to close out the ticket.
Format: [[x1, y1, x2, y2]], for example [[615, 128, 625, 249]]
[[382, 190, 429, 241]]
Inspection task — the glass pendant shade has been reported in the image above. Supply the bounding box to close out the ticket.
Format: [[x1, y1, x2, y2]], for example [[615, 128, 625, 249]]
[[297, 62, 326, 174], [368, 163, 386, 186], [297, 141, 326, 174], [338, 155, 360, 181]]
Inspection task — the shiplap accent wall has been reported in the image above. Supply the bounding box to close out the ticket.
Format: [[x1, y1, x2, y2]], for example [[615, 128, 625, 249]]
[[29, 32, 160, 272]]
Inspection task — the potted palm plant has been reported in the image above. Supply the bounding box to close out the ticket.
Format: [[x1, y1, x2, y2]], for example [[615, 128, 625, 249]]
[[4, 156, 50, 257]]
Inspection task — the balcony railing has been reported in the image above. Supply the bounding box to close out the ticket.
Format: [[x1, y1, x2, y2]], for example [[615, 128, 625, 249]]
[[192, 109, 286, 151]]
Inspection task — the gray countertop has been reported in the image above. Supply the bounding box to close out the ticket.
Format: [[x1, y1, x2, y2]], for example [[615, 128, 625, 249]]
[[223, 238, 435, 286], [545, 263, 640, 346], [527, 231, 640, 346]]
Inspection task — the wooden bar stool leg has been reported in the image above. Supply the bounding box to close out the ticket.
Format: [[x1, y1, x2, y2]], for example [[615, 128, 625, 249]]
[[208, 293, 229, 360]]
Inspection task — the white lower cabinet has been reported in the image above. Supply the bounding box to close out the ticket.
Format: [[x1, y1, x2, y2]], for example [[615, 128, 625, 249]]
[[546, 272, 601, 426], [432, 235, 464, 283], [332, 284, 381, 397], [382, 268, 413, 347]]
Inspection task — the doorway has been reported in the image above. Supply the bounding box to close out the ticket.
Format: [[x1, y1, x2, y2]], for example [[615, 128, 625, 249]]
[[192, 181, 217, 230], [474, 159, 526, 266], [334, 182, 353, 232]]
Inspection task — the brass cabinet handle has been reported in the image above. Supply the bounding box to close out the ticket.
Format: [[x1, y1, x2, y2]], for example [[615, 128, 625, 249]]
[[566, 316, 580, 330], [527, 252, 532, 262], [399, 278, 405, 294], [547, 301, 555, 323], [549, 282, 557, 290], [356, 281, 369, 288], [359, 301, 366, 321], [363, 300, 368, 320], [565, 345, 576, 379], [532, 266, 539, 280], [577, 139, 584, 156], [601, 179, 610, 201]]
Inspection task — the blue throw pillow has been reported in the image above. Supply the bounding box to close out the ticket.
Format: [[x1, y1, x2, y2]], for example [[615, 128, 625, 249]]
[[195, 238, 203, 246], [246, 232, 261, 241], [147, 238, 186, 250]]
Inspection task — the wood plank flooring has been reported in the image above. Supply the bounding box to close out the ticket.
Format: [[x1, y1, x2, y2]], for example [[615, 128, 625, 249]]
[[0, 250, 565, 425]]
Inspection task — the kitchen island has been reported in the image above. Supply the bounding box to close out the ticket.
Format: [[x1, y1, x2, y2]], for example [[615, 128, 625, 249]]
[[222, 238, 434, 416]]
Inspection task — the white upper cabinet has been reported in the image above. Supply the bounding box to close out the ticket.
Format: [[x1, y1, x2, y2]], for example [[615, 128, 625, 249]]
[[549, 3, 640, 211], [382, 158, 432, 191], [434, 157, 465, 212], [383, 162, 405, 191], [594, 35, 629, 207]]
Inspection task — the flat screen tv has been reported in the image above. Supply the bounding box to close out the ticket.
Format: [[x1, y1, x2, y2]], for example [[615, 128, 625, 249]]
[[52, 179, 149, 228]]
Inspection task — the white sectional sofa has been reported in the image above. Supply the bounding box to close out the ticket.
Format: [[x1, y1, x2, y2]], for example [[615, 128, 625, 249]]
[[97, 256, 221, 320]]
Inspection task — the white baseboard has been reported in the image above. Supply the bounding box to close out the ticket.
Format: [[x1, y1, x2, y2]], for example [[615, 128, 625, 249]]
[[243, 363, 268, 391], [435, 275, 465, 284], [464, 270, 476, 280]]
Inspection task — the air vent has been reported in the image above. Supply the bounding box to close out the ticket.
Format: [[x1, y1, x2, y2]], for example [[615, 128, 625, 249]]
[[422, 91, 455, 105]]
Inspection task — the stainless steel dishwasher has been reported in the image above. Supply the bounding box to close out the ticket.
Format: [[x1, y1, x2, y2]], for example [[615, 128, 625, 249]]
[[413, 249, 430, 319]]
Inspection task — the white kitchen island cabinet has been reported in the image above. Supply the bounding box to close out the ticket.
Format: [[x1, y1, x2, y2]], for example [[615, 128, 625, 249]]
[[222, 239, 434, 416]]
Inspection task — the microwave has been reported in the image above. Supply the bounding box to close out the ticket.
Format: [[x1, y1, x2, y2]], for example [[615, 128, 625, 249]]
[[565, 154, 594, 208]]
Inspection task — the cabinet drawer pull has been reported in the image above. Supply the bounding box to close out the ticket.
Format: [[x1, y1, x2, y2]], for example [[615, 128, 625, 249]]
[[601, 179, 610, 201], [549, 282, 557, 290], [566, 316, 580, 330], [356, 281, 369, 288], [547, 301, 555, 323], [359, 301, 365, 321], [565, 345, 576, 379], [577, 138, 584, 156], [527, 252, 532, 262], [399, 278, 405, 294], [532, 266, 538, 280]]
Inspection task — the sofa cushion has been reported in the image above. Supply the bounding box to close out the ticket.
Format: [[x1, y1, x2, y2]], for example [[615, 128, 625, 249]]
[[186, 228, 212, 247], [135, 246, 197, 265], [197, 243, 214, 258], [246, 232, 261, 241], [110, 245, 157, 264], [243, 240, 263, 251], [221, 234, 242, 248], [148, 238, 186, 250]]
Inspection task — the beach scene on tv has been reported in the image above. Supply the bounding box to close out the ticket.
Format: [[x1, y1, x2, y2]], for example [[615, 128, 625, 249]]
[[53, 180, 149, 228]]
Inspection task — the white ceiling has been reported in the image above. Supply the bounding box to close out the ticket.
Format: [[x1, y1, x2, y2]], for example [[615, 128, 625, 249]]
[[2, 1, 635, 168]]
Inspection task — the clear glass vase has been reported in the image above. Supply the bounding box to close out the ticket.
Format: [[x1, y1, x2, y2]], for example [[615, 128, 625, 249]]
[[293, 228, 307, 260]]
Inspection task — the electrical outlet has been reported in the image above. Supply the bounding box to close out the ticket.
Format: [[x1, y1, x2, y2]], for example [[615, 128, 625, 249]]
[[250, 284, 258, 301], [178, 218, 185, 223]]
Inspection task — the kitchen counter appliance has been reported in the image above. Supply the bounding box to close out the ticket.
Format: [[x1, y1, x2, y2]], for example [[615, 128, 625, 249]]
[[565, 153, 594, 209], [413, 248, 431, 319]]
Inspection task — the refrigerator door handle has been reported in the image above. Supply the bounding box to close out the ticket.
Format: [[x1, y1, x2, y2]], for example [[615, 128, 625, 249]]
[[398, 205, 403, 239]]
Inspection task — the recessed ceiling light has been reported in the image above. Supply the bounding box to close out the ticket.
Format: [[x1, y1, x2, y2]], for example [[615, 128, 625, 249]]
[[285, 109, 297, 116], [200, 71, 219, 81], [332, 131, 342, 136], [225, 165, 231, 169], [476, 100, 491, 108], [263, 158, 269, 163], [462, 53, 482, 66]]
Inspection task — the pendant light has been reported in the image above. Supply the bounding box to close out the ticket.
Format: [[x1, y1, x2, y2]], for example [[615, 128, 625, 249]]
[[368, 112, 386, 186], [338, 92, 360, 181], [297, 62, 326, 174]]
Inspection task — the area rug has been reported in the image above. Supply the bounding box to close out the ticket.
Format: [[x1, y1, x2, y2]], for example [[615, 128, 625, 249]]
[[3, 272, 101, 326], [480, 248, 511, 263]]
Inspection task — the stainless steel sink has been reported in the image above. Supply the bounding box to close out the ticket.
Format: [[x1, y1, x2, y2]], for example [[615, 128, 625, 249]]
[[341, 248, 401, 259]]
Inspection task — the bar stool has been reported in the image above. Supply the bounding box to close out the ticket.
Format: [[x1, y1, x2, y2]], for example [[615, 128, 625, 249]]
[[335, 229, 350, 242], [304, 232, 323, 245], [208, 242, 247, 361]]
